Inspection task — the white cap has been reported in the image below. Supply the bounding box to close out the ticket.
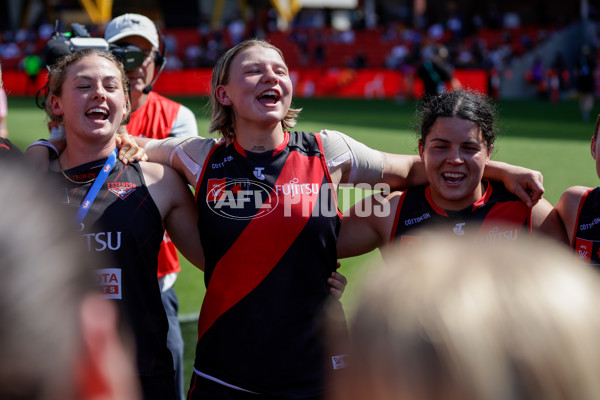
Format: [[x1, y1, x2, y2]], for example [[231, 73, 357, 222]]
[[104, 13, 159, 49]]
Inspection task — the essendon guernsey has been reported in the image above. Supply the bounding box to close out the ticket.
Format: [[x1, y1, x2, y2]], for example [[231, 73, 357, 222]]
[[54, 159, 173, 377], [573, 187, 600, 265], [391, 180, 532, 248], [195, 131, 345, 397]]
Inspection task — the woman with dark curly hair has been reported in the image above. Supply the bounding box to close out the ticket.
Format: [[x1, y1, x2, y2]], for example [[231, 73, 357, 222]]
[[338, 90, 567, 258]]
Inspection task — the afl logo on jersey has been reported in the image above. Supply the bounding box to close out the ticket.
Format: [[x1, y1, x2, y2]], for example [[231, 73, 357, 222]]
[[206, 178, 278, 220]]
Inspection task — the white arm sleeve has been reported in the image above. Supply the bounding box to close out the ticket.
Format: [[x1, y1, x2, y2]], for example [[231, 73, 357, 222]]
[[169, 104, 199, 138], [319, 129, 385, 184], [145, 136, 219, 186]]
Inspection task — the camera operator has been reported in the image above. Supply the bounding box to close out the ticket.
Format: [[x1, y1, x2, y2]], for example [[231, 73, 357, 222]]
[[105, 13, 199, 400]]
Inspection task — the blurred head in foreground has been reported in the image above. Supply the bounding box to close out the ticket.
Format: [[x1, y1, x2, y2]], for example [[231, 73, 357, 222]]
[[329, 235, 600, 400], [0, 165, 140, 400]]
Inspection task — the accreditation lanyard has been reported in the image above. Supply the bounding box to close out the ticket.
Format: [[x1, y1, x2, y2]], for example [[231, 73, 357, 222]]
[[75, 148, 118, 228]]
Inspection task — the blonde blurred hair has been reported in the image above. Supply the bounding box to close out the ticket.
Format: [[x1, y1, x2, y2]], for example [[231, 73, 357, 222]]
[[332, 235, 600, 400], [208, 39, 301, 139]]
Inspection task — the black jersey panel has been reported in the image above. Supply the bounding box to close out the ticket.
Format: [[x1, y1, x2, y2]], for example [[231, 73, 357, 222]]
[[54, 160, 173, 377], [573, 187, 600, 265], [393, 181, 531, 245]]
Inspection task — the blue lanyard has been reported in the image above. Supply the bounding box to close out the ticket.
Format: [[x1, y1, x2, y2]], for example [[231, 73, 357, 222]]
[[75, 148, 118, 228]]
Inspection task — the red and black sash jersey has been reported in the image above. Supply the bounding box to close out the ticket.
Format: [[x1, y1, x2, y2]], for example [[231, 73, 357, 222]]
[[194, 131, 344, 397], [391, 180, 532, 248], [52, 159, 173, 377], [573, 187, 600, 265]]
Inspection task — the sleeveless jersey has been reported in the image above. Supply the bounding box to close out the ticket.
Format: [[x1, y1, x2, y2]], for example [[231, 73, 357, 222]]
[[0, 138, 22, 158], [194, 131, 345, 398], [391, 180, 532, 247], [572, 187, 600, 265], [53, 159, 173, 377], [127, 91, 183, 278]]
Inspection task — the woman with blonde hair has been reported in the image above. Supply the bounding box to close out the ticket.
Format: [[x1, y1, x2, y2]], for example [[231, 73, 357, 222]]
[[331, 235, 600, 400]]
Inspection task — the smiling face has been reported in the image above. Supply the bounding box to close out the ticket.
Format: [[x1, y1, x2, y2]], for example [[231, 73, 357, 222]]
[[50, 54, 128, 142], [419, 116, 492, 211], [215, 44, 293, 135]]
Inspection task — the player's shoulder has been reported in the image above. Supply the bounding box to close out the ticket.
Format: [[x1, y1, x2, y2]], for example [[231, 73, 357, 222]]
[[316, 129, 355, 156], [315, 129, 345, 140], [138, 159, 166, 178], [556, 186, 593, 221], [559, 186, 593, 205], [139, 160, 186, 188]]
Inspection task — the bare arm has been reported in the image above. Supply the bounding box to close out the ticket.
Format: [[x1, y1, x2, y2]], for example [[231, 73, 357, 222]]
[[322, 130, 544, 206], [337, 192, 400, 258], [381, 153, 426, 189], [483, 161, 544, 208], [531, 197, 568, 245], [142, 162, 205, 270], [554, 186, 589, 246], [380, 156, 544, 206]]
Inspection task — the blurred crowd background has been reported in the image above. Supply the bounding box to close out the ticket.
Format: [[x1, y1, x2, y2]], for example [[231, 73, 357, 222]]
[[0, 0, 598, 100]]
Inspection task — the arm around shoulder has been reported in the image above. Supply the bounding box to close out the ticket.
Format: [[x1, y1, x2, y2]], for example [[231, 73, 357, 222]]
[[141, 162, 205, 270], [532, 197, 568, 245], [554, 186, 590, 245], [337, 192, 400, 258], [318, 129, 424, 188], [484, 160, 544, 208]]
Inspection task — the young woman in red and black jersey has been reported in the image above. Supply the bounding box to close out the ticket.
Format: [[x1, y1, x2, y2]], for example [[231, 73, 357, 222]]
[[132, 41, 552, 400], [338, 90, 567, 258], [555, 114, 600, 265]]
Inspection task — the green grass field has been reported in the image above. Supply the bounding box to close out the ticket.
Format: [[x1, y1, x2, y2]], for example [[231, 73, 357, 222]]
[[6, 95, 600, 384]]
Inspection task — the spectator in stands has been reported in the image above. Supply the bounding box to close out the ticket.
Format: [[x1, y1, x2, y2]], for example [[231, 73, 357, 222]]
[[575, 45, 597, 122], [525, 55, 548, 99], [104, 13, 199, 400], [417, 45, 461, 98], [551, 52, 570, 94], [22, 50, 43, 95], [329, 235, 600, 400]]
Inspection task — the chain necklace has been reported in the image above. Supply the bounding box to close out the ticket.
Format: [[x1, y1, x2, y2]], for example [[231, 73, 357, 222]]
[[58, 158, 97, 185]]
